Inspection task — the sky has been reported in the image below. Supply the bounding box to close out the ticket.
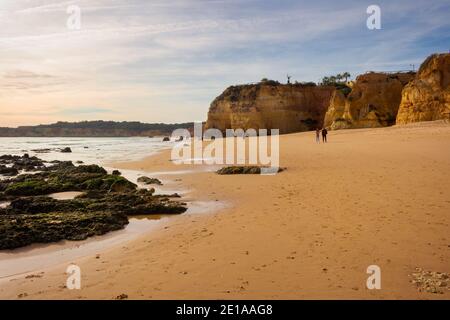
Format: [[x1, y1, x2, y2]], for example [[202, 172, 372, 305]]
[[0, 0, 449, 127]]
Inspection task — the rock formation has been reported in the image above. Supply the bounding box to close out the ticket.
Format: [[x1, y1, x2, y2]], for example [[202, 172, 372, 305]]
[[0, 155, 187, 249], [396, 53, 450, 124], [324, 72, 415, 130], [206, 53, 449, 134], [205, 81, 335, 134]]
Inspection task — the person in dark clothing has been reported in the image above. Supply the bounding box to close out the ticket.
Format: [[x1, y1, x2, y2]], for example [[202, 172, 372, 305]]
[[322, 128, 328, 143]]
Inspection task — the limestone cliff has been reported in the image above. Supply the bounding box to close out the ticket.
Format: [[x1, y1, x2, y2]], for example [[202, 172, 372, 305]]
[[396, 53, 450, 124], [205, 82, 335, 134], [324, 72, 415, 130]]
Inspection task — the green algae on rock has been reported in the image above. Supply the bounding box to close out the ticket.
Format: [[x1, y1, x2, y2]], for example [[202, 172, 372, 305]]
[[217, 166, 284, 175], [0, 211, 128, 250], [137, 176, 163, 185], [0, 155, 187, 250]]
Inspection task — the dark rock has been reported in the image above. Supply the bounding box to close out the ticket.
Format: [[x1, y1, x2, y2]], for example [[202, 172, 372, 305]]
[[44, 161, 74, 171], [2, 190, 187, 217], [73, 164, 107, 174], [4, 180, 64, 196], [7, 197, 81, 214], [137, 176, 162, 185], [112, 170, 121, 176], [31, 148, 52, 153], [60, 147, 72, 153], [216, 166, 285, 175], [0, 154, 45, 173], [0, 154, 187, 250], [162, 137, 170, 142], [0, 165, 19, 176], [0, 155, 17, 160], [0, 211, 128, 250], [108, 178, 137, 193], [11, 157, 45, 172], [136, 188, 155, 196]]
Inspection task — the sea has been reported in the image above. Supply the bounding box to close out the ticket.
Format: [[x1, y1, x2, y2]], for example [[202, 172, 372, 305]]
[[0, 136, 227, 280], [0, 137, 189, 279], [0, 136, 174, 165]]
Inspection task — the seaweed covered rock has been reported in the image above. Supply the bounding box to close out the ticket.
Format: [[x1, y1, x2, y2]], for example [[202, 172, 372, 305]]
[[1, 164, 131, 196], [4, 179, 66, 196], [137, 176, 162, 185], [2, 192, 187, 217], [0, 154, 46, 174], [0, 211, 128, 250], [0, 155, 188, 250], [217, 166, 284, 175], [0, 165, 19, 176]]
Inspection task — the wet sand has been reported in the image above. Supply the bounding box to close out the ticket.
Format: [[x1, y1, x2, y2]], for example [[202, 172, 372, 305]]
[[0, 217, 167, 281], [49, 191, 84, 200], [0, 122, 449, 299]]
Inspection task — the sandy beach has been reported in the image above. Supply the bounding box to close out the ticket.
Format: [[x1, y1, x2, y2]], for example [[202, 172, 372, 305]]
[[0, 121, 449, 299]]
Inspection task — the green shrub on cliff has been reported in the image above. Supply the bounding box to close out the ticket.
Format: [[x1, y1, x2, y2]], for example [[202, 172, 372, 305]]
[[260, 78, 281, 86]]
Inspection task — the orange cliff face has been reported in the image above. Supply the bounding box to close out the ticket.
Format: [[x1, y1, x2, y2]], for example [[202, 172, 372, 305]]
[[205, 82, 335, 134], [205, 53, 448, 135], [324, 72, 415, 130], [396, 53, 450, 124]]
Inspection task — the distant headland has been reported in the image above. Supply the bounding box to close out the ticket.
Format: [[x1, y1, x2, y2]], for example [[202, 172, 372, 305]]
[[0, 121, 194, 137]]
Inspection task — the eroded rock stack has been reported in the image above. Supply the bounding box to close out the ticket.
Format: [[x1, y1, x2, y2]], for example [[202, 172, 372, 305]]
[[205, 53, 449, 133], [205, 82, 335, 134], [396, 53, 450, 124], [324, 72, 415, 130]]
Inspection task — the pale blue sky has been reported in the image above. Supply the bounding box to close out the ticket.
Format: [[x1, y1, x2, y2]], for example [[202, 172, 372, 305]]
[[0, 0, 449, 126]]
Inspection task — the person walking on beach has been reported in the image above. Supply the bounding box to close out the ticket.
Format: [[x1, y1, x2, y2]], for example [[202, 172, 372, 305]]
[[315, 128, 321, 144], [322, 128, 328, 143]]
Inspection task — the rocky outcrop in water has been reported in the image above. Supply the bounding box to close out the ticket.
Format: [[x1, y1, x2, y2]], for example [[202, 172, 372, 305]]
[[0, 154, 46, 173], [137, 176, 162, 185], [206, 81, 335, 134], [324, 72, 415, 129], [0, 155, 187, 250], [396, 53, 450, 124]]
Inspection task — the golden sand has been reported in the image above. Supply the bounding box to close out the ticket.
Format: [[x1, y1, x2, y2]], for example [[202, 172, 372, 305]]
[[1, 122, 449, 299]]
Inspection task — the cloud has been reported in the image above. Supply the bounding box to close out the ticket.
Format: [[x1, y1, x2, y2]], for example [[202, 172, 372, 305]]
[[0, 0, 449, 127], [4, 70, 55, 79], [15, 1, 79, 14], [58, 106, 114, 115], [1, 69, 67, 92]]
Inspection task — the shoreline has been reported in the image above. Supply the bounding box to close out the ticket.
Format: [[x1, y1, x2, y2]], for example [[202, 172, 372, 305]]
[[0, 145, 227, 282], [0, 123, 449, 299]]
